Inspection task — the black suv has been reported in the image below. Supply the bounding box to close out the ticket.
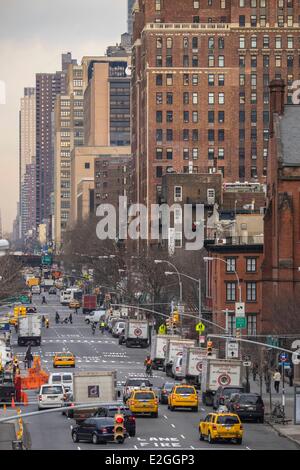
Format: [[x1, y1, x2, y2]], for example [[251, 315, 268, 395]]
[[213, 386, 245, 410], [228, 393, 265, 423]]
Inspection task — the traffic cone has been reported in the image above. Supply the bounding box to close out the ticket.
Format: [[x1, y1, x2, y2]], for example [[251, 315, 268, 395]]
[[11, 397, 16, 408], [3, 404, 6, 413], [23, 392, 28, 406]]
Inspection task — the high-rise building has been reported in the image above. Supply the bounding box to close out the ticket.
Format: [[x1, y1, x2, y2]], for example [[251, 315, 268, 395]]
[[132, 0, 300, 231], [19, 87, 36, 239], [70, 55, 131, 226], [35, 53, 75, 232], [53, 60, 88, 247], [127, 0, 136, 37]]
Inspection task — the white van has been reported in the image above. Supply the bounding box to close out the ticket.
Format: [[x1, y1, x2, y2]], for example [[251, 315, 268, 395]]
[[48, 372, 73, 394], [112, 321, 127, 338], [84, 310, 106, 324], [171, 354, 184, 381], [31, 285, 41, 295], [38, 384, 66, 409]]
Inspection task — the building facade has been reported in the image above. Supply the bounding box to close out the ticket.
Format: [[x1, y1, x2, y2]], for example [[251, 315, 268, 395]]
[[262, 80, 300, 333], [19, 87, 36, 239], [132, 0, 300, 231]]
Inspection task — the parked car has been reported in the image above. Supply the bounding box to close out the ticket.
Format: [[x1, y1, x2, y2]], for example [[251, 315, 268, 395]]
[[159, 382, 181, 404], [228, 393, 265, 423], [38, 384, 67, 410], [122, 378, 153, 403], [199, 412, 243, 444], [71, 417, 127, 445], [49, 287, 57, 295], [213, 385, 245, 410]]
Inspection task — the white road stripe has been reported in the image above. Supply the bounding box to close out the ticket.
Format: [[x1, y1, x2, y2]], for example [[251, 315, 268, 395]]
[[171, 424, 176, 428], [134, 445, 138, 449], [180, 434, 185, 439], [190, 446, 195, 449], [246, 446, 251, 450], [77, 446, 81, 450]]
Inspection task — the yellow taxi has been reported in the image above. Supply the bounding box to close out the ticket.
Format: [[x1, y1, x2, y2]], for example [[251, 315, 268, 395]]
[[127, 389, 159, 417], [69, 300, 80, 309], [168, 384, 198, 412], [53, 352, 76, 368], [199, 412, 243, 444]]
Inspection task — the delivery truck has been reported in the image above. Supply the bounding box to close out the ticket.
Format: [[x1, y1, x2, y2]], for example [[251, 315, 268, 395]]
[[18, 314, 42, 346], [68, 371, 118, 420], [201, 358, 244, 406], [82, 294, 97, 314], [125, 320, 149, 348], [165, 338, 196, 377], [150, 334, 180, 370], [181, 347, 217, 387]]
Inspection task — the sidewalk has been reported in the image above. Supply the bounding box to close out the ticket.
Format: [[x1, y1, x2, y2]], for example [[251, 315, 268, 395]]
[[249, 377, 300, 447]]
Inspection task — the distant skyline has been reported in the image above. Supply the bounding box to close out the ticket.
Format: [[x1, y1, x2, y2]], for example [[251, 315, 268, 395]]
[[0, 0, 127, 232]]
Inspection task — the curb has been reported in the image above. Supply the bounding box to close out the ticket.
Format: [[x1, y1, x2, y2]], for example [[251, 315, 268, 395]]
[[266, 420, 300, 449]]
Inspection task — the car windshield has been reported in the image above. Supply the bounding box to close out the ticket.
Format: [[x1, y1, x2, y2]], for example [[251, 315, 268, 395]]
[[57, 353, 73, 357], [176, 387, 196, 395], [135, 392, 155, 400], [217, 415, 240, 425], [239, 395, 260, 404], [164, 383, 175, 390], [107, 408, 130, 416], [42, 386, 63, 394], [62, 375, 73, 382], [126, 379, 150, 387], [51, 376, 62, 383]]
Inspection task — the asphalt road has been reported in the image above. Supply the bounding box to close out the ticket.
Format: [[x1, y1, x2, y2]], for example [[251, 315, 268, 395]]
[[9, 293, 299, 451]]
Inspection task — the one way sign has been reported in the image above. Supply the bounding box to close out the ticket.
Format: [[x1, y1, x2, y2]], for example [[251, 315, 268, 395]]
[[235, 302, 245, 317]]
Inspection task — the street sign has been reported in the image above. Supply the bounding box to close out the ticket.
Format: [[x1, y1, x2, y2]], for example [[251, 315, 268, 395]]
[[199, 335, 206, 344], [196, 322, 205, 333], [279, 352, 289, 363], [236, 317, 247, 329], [243, 361, 252, 367], [226, 341, 239, 359], [235, 302, 245, 317]]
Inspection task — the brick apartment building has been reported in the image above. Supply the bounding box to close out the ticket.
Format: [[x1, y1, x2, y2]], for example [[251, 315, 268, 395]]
[[262, 80, 300, 334], [132, 0, 300, 232]]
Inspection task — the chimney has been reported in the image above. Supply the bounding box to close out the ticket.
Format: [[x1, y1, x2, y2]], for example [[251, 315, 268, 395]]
[[269, 79, 285, 137]]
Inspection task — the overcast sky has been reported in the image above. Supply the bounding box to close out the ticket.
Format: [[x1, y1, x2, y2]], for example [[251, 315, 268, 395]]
[[0, 0, 127, 233]]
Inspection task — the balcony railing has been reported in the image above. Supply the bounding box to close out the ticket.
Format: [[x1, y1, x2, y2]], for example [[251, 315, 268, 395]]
[[206, 235, 264, 246], [147, 23, 230, 31]]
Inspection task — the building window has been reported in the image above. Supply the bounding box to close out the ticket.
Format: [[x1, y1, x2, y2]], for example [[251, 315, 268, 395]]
[[218, 38, 225, 49], [183, 92, 189, 105], [183, 37, 189, 48], [218, 129, 225, 141], [287, 55, 294, 68], [208, 129, 215, 142], [218, 92, 225, 104], [208, 74, 215, 86], [246, 258, 257, 272], [239, 16, 245, 27], [287, 36, 294, 49], [251, 15, 257, 27], [251, 92, 257, 104], [226, 258, 236, 273], [183, 148, 189, 160], [192, 111, 198, 123], [218, 55, 225, 67], [156, 129, 163, 142], [84, 162, 90, 169], [247, 315, 257, 336], [263, 36, 269, 48], [208, 110, 215, 123], [174, 186, 182, 201], [208, 148, 215, 160], [183, 55, 189, 67], [247, 282, 257, 301], [156, 93, 163, 105], [166, 37, 173, 49], [166, 74, 173, 86], [263, 55, 269, 68], [218, 147, 225, 159], [156, 148, 163, 160], [166, 129, 173, 141], [192, 92, 198, 104], [166, 92, 173, 104], [156, 37, 163, 49], [218, 111, 225, 123], [208, 55, 215, 67], [166, 148, 173, 160], [218, 74, 225, 86], [192, 37, 198, 49], [156, 166, 162, 177], [155, 0, 161, 11], [183, 111, 189, 123], [156, 74, 163, 86], [251, 36, 257, 48], [192, 148, 199, 160], [208, 92, 215, 104], [226, 282, 236, 301], [166, 111, 173, 122], [275, 36, 282, 49], [183, 129, 189, 141], [208, 37, 214, 49], [156, 111, 163, 123], [156, 55, 163, 67], [251, 56, 257, 68], [240, 74, 245, 86], [183, 74, 189, 85], [239, 36, 245, 49]]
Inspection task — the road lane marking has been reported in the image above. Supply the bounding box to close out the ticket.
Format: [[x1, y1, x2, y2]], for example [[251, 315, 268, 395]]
[[171, 424, 176, 428], [180, 435, 185, 439], [246, 446, 251, 450], [77, 447, 81, 450], [190, 446, 195, 449]]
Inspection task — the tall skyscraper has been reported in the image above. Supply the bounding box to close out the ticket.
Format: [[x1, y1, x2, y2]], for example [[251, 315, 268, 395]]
[[35, 54, 74, 231], [19, 87, 36, 239], [53, 59, 88, 247], [132, 0, 300, 230], [127, 0, 136, 36]]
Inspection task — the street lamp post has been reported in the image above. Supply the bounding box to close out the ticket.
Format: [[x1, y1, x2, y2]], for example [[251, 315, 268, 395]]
[[154, 260, 182, 304]]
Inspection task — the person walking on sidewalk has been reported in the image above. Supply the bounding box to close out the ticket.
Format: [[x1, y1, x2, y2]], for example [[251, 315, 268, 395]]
[[252, 362, 258, 381], [288, 367, 294, 387], [273, 369, 281, 393]]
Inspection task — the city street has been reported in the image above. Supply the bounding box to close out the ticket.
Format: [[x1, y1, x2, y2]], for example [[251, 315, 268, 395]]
[[9, 293, 299, 451]]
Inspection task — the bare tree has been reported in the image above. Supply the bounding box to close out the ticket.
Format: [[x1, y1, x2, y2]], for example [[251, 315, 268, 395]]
[[0, 255, 23, 301]]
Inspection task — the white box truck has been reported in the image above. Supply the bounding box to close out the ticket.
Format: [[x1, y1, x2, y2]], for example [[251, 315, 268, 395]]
[[165, 338, 196, 377], [18, 314, 42, 346], [201, 358, 243, 406], [181, 347, 217, 387], [69, 371, 118, 420], [125, 320, 149, 348], [150, 334, 180, 370]]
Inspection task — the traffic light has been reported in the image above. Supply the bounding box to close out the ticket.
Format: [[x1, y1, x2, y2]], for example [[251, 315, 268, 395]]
[[172, 310, 179, 324], [14, 307, 20, 316], [207, 339, 213, 356], [114, 413, 125, 443], [21, 307, 27, 316]]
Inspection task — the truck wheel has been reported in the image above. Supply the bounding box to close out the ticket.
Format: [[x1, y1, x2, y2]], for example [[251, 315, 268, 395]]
[[208, 433, 214, 444]]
